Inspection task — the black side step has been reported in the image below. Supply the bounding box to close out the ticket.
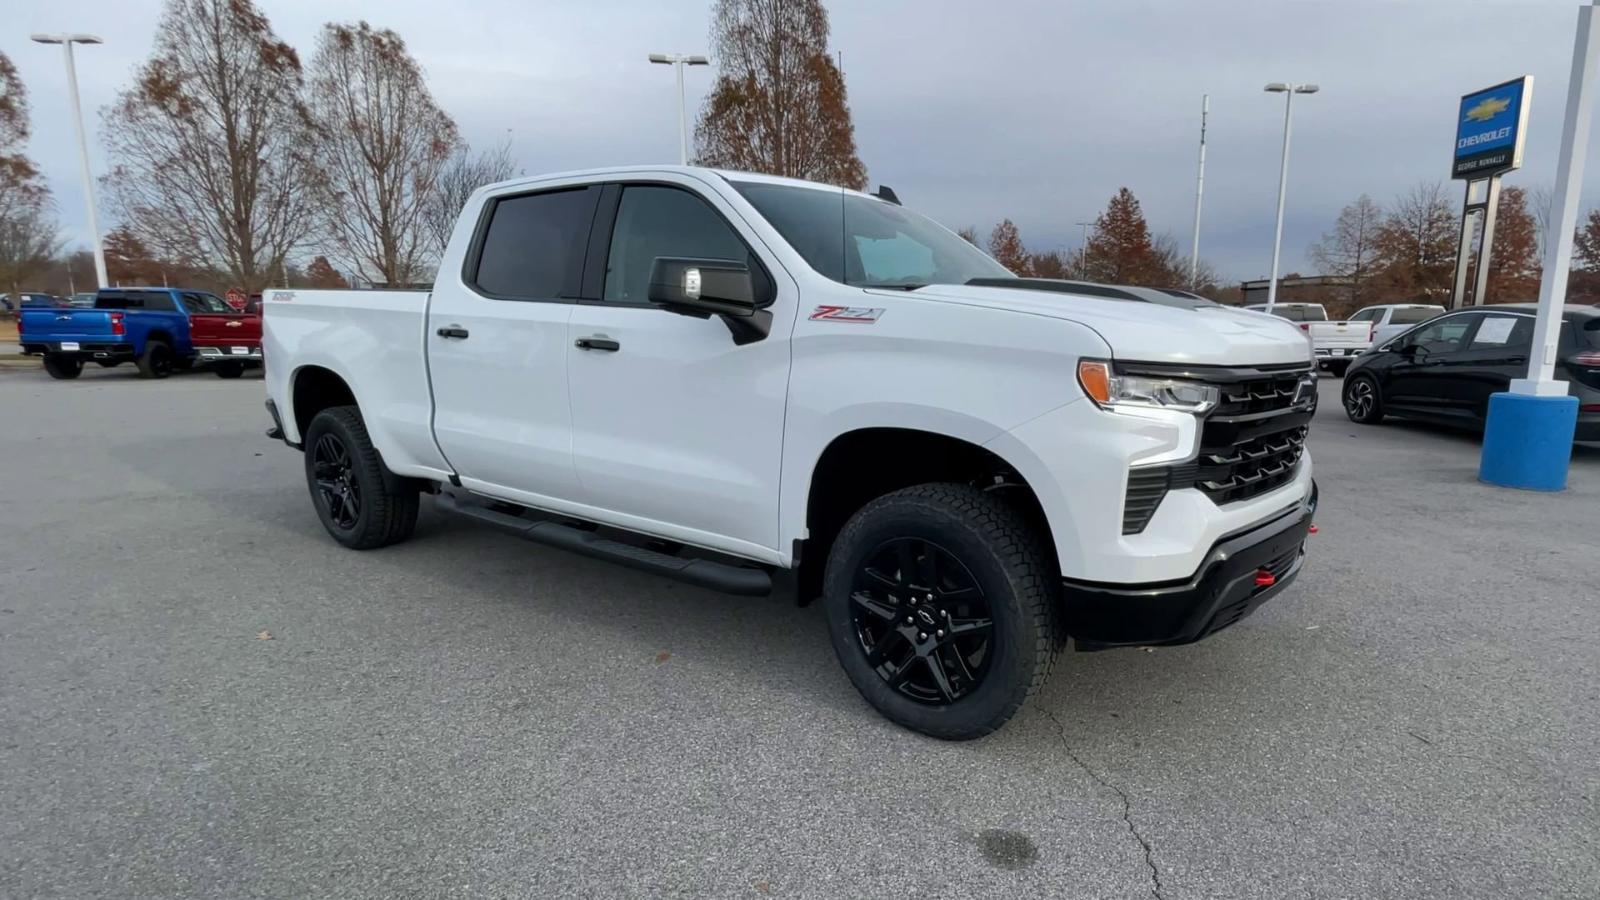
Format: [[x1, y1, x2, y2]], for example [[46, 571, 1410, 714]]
[[434, 493, 773, 597]]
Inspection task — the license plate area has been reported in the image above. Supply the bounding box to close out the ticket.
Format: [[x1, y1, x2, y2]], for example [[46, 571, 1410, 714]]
[[60, 341, 80, 351]]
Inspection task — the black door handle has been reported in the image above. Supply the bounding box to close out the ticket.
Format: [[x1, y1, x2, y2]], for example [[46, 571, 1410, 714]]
[[436, 326, 469, 339], [575, 336, 620, 352]]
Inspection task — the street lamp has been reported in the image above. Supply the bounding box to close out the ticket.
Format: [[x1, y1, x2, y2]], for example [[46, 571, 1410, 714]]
[[1262, 82, 1319, 313], [648, 52, 710, 166], [1076, 221, 1094, 275], [32, 32, 108, 290]]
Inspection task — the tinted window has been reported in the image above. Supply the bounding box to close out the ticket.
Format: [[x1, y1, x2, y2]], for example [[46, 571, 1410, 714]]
[[96, 291, 176, 311], [1348, 308, 1377, 322], [1405, 315, 1474, 353], [732, 181, 1011, 287], [473, 187, 597, 299], [603, 186, 748, 304], [1266, 305, 1327, 322], [1468, 315, 1533, 349], [180, 292, 231, 313], [1583, 316, 1600, 349], [1390, 307, 1440, 325]]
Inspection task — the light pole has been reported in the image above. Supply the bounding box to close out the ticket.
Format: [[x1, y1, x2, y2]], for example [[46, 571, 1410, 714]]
[[1076, 221, 1094, 276], [32, 33, 108, 290], [1190, 94, 1209, 288], [648, 52, 710, 166], [1263, 82, 1318, 312]]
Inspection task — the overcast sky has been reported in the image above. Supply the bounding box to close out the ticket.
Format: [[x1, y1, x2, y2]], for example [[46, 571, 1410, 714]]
[[10, 0, 1598, 282]]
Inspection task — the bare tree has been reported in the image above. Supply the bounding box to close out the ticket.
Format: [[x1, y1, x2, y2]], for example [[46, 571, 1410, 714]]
[[1372, 181, 1458, 301], [308, 22, 460, 286], [1309, 194, 1383, 306], [695, 0, 866, 189], [1529, 183, 1555, 261], [101, 0, 318, 292], [0, 205, 64, 295], [424, 135, 518, 256]]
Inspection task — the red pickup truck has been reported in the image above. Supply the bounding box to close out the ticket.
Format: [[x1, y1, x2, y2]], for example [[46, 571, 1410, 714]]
[[189, 302, 262, 378]]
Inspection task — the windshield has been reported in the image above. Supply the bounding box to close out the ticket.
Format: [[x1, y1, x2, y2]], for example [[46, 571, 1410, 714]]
[[732, 181, 1013, 288]]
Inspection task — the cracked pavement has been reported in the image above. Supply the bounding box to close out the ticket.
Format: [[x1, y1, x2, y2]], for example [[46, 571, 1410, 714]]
[[2, 370, 1597, 898]]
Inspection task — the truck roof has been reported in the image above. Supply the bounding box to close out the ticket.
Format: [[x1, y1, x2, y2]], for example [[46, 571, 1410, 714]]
[[476, 164, 881, 202]]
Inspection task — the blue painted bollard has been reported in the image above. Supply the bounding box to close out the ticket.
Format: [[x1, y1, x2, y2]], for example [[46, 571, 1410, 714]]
[[1478, 392, 1579, 491]]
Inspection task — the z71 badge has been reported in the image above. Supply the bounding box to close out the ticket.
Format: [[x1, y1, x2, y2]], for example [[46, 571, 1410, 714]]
[[809, 305, 884, 323]]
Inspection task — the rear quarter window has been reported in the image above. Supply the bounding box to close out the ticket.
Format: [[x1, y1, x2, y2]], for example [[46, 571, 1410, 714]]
[[1389, 308, 1439, 325]]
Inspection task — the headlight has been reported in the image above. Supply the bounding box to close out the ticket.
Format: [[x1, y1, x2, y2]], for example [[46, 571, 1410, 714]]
[[1077, 360, 1219, 415]]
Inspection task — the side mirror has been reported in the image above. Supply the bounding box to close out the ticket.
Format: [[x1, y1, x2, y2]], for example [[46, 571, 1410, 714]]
[[648, 257, 772, 345]]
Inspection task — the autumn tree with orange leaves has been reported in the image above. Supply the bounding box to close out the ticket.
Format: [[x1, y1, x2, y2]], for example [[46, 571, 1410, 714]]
[[304, 255, 346, 288], [1484, 185, 1540, 302], [694, 0, 866, 189], [1082, 188, 1164, 284], [987, 219, 1031, 275]]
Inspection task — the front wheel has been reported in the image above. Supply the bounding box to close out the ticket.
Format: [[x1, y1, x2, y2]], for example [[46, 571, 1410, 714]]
[[823, 483, 1060, 741], [303, 405, 419, 550], [42, 354, 83, 380], [1344, 373, 1385, 424]]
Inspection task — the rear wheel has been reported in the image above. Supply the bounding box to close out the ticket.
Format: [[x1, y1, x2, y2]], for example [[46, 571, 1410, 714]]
[[42, 354, 83, 380], [823, 483, 1059, 741], [213, 361, 245, 379], [303, 405, 419, 550], [1343, 373, 1385, 424], [136, 341, 174, 379]]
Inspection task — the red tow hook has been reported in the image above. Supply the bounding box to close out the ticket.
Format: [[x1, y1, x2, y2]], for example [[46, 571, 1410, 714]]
[[1253, 569, 1277, 588], [1308, 524, 1319, 535]]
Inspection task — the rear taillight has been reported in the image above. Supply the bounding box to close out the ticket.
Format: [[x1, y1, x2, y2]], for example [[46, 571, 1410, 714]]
[[1368, 323, 1376, 343], [110, 312, 125, 335], [14, 315, 23, 334], [1298, 323, 1311, 331], [1582, 403, 1600, 413], [1571, 351, 1600, 366]]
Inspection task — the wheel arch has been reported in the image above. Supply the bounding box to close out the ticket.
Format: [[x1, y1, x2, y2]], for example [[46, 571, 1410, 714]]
[[793, 426, 1053, 604], [291, 364, 360, 440]]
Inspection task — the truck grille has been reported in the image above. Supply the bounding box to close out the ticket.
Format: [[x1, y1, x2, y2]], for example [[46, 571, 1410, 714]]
[[1193, 368, 1313, 505], [1117, 364, 1313, 522]]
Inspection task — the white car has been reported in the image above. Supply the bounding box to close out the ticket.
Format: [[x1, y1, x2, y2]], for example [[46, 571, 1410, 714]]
[[1245, 302, 1367, 374], [262, 166, 1318, 739], [1347, 303, 1445, 348]]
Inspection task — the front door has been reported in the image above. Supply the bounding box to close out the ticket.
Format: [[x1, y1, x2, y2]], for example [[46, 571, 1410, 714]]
[[1453, 312, 1535, 424], [565, 178, 796, 559], [1385, 313, 1476, 416], [427, 183, 601, 503]]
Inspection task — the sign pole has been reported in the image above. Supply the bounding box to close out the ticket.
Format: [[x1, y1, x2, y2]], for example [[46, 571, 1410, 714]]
[[1469, 177, 1503, 305], [1449, 183, 1480, 309], [1479, 2, 1597, 491]]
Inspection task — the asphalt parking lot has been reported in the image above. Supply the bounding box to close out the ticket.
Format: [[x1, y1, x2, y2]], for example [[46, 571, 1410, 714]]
[[2, 365, 1596, 899]]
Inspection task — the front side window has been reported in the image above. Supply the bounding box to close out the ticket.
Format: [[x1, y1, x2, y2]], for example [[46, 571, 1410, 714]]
[[473, 187, 597, 300], [603, 185, 749, 304], [1406, 315, 1474, 353], [732, 181, 1011, 288]]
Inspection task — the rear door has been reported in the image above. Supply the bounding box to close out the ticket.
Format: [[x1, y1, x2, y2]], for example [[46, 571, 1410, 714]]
[[564, 176, 794, 557], [1453, 312, 1535, 423], [426, 182, 600, 503], [1385, 313, 1476, 415]]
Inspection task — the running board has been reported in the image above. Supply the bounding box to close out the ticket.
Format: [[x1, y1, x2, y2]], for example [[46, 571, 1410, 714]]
[[433, 493, 773, 597]]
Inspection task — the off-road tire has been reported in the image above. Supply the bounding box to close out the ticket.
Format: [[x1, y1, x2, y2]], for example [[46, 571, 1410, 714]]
[[303, 405, 420, 550], [822, 483, 1060, 740]]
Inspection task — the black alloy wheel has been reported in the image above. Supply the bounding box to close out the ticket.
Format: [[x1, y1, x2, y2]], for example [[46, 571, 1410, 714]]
[[850, 538, 994, 704], [312, 432, 362, 531], [1343, 374, 1383, 424]]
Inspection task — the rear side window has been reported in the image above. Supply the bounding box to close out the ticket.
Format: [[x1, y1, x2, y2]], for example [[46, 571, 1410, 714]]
[[1390, 307, 1438, 325], [1348, 308, 1376, 322], [472, 187, 598, 300], [1261, 305, 1326, 322], [180, 292, 231, 313], [96, 291, 176, 311], [1468, 315, 1533, 349]]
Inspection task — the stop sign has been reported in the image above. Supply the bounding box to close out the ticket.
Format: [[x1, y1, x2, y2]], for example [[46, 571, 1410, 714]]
[[225, 288, 247, 310]]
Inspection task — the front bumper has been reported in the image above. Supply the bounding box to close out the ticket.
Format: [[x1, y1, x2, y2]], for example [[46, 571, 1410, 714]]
[[1064, 481, 1317, 649]]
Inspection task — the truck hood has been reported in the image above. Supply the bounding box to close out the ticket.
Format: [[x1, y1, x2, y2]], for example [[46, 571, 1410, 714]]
[[900, 283, 1313, 367]]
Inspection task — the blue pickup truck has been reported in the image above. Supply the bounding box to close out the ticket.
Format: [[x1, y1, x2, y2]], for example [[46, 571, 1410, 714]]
[[17, 287, 230, 380]]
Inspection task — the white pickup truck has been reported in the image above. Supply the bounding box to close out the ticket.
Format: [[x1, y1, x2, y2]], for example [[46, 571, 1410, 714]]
[[1245, 302, 1366, 375], [263, 166, 1318, 739]]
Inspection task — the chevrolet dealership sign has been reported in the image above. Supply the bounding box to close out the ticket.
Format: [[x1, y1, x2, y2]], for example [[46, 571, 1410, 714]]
[[1453, 77, 1531, 179]]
